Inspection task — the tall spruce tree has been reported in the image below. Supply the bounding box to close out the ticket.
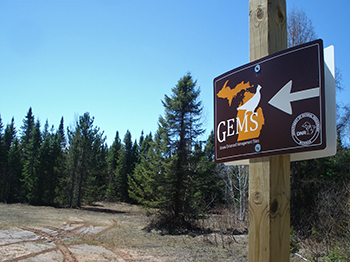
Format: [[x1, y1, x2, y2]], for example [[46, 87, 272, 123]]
[[1, 118, 21, 203], [37, 120, 51, 204], [22, 120, 42, 204], [20, 108, 36, 202], [84, 130, 107, 204], [57, 117, 66, 148], [139, 132, 153, 156], [6, 138, 22, 203], [115, 130, 136, 202], [36, 120, 64, 205], [128, 132, 157, 206], [150, 73, 205, 230], [21, 107, 35, 149], [54, 117, 68, 205], [105, 131, 121, 201], [66, 112, 106, 207], [67, 122, 80, 207]]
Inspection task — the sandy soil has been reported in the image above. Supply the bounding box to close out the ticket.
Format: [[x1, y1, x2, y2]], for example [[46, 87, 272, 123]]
[[0, 202, 249, 261]]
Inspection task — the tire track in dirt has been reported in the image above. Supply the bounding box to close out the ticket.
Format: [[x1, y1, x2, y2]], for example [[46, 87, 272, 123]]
[[19, 226, 78, 262], [2, 247, 58, 262], [0, 238, 45, 247], [103, 247, 135, 261], [88, 219, 118, 240], [0, 218, 135, 262], [65, 219, 135, 261], [90, 219, 136, 261]]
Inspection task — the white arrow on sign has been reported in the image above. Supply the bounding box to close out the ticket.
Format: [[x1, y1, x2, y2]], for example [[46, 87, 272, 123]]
[[268, 80, 320, 115]]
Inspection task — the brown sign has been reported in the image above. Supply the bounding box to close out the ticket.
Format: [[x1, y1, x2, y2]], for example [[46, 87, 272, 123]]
[[214, 39, 325, 163]]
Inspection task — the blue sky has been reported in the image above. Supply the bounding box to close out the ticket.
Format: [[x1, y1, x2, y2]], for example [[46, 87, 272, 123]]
[[0, 0, 349, 146]]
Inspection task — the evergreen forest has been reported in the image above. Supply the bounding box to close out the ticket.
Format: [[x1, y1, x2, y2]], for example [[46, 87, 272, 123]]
[[0, 74, 224, 227]]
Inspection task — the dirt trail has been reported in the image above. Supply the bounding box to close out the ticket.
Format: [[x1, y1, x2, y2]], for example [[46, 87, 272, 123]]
[[0, 203, 160, 261], [0, 203, 249, 261], [0, 218, 133, 261]]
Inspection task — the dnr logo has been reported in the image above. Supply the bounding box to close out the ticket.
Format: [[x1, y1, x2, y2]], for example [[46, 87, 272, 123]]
[[216, 80, 265, 143], [291, 112, 320, 146]]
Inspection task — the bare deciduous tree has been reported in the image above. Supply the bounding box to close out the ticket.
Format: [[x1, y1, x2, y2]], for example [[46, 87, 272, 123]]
[[287, 6, 317, 48], [220, 165, 248, 221]]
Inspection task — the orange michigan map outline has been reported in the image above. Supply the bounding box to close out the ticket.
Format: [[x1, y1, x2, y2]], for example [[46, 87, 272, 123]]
[[217, 80, 265, 142]]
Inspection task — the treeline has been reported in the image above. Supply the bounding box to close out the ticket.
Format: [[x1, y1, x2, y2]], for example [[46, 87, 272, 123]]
[[0, 108, 108, 206], [0, 74, 224, 227], [0, 110, 220, 209]]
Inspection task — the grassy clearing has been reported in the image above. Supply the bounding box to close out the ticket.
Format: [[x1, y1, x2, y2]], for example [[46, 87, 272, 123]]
[[0, 202, 248, 261]]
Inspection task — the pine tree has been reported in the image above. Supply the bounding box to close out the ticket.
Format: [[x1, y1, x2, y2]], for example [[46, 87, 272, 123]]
[[139, 132, 153, 156], [6, 138, 22, 203], [0, 117, 22, 203], [22, 120, 42, 204], [21, 107, 35, 149], [37, 119, 63, 205], [134, 73, 205, 231], [67, 123, 80, 207], [115, 146, 127, 201], [139, 131, 145, 154], [189, 132, 223, 214], [37, 120, 51, 204], [57, 117, 66, 148], [66, 113, 106, 207], [162, 73, 204, 221], [128, 132, 158, 206], [128, 140, 164, 207], [132, 139, 139, 166], [54, 117, 69, 205], [105, 131, 121, 201], [115, 130, 135, 202], [1, 117, 19, 202], [84, 131, 107, 204], [20, 108, 36, 202]]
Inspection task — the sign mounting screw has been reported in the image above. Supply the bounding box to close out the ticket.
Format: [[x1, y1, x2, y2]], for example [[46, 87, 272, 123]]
[[254, 64, 260, 73], [255, 144, 261, 152]]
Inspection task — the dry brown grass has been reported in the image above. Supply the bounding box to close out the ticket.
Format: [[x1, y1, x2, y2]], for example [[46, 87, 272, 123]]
[[0, 202, 248, 261]]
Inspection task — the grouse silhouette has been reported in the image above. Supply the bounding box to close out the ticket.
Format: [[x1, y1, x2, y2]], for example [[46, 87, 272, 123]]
[[237, 85, 262, 114]]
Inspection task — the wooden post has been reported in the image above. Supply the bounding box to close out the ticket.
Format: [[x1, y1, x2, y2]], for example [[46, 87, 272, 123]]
[[248, 0, 290, 261], [249, 0, 287, 59]]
